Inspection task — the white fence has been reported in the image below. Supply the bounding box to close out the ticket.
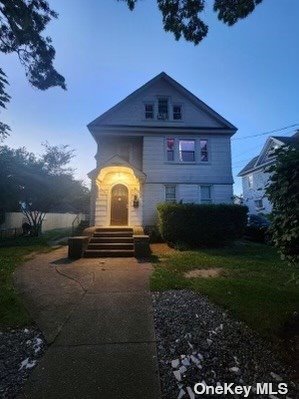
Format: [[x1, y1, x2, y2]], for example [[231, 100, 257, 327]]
[[1, 212, 88, 232]]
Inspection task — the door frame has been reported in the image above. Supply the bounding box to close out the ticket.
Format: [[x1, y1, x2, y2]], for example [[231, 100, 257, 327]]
[[109, 183, 130, 226]]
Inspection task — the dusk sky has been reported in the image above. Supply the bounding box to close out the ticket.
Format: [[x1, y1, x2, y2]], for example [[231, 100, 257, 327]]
[[1, 0, 299, 194]]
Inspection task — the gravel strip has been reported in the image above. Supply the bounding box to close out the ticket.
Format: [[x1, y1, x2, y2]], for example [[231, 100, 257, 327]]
[[152, 290, 298, 399], [0, 327, 46, 398]]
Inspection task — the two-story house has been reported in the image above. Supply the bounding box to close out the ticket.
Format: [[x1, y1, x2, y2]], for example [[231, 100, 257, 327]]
[[238, 131, 299, 214], [87, 72, 237, 229]]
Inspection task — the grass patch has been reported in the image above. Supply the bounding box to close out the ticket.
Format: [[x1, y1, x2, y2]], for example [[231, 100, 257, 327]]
[[150, 241, 299, 339], [0, 234, 56, 328]]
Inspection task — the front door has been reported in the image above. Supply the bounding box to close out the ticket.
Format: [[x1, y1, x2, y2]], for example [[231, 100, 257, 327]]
[[110, 184, 128, 226]]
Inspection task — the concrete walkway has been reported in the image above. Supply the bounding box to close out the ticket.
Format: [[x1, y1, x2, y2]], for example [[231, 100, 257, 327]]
[[14, 247, 161, 399]]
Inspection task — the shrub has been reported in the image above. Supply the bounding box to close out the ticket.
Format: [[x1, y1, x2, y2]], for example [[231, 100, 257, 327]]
[[266, 144, 299, 265], [157, 203, 248, 248], [144, 225, 164, 243]]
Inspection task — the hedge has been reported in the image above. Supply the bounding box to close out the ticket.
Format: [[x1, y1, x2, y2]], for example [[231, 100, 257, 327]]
[[157, 203, 248, 248]]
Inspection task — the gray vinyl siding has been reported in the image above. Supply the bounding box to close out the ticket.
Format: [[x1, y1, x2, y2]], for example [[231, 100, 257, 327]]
[[99, 79, 224, 128], [142, 135, 233, 184]]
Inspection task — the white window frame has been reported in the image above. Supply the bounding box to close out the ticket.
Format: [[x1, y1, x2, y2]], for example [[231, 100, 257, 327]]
[[144, 102, 154, 119], [157, 97, 169, 120], [178, 139, 196, 163], [173, 104, 182, 120], [248, 174, 253, 189], [165, 185, 176, 203], [164, 137, 210, 164], [200, 185, 213, 204]]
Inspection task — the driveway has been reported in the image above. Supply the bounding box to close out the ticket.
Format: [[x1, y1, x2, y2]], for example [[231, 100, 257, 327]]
[[14, 247, 161, 399]]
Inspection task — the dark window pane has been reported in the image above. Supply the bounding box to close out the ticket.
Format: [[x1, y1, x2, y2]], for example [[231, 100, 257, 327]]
[[158, 98, 168, 119], [173, 105, 181, 120], [166, 138, 175, 161], [200, 140, 208, 162], [145, 104, 153, 119]]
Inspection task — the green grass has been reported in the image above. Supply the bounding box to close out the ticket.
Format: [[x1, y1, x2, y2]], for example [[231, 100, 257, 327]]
[[0, 229, 69, 328], [150, 241, 299, 340]]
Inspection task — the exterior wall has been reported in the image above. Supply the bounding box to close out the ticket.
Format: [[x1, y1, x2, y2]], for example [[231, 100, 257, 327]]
[[1, 212, 87, 232], [143, 183, 233, 225], [96, 137, 143, 170], [98, 78, 224, 128], [142, 135, 233, 184], [242, 170, 272, 214]]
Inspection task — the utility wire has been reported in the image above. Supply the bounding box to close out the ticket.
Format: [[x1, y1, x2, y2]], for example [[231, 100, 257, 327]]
[[232, 123, 299, 141]]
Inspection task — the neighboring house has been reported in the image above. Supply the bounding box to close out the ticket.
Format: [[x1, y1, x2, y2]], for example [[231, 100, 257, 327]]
[[238, 131, 299, 214], [87, 72, 236, 228]]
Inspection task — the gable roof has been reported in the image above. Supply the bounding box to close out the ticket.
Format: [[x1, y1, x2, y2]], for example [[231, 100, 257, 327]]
[[238, 156, 259, 176], [87, 72, 237, 133], [238, 131, 299, 177], [88, 155, 146, 182]]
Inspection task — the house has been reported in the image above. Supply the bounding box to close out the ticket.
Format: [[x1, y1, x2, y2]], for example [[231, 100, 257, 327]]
[[87, 72, 237, 229], [238, 131, 299, 214]]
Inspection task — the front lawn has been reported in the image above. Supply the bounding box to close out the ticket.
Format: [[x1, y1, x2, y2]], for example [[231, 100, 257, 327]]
[[0, 229, 70, 327], [150, 241, 299, 341]]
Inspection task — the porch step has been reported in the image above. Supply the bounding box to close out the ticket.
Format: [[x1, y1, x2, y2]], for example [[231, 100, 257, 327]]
[[93, 231, 133, 237], [87, 243, 134, 250], [90, 237, 134, 244], [84, 249, 134, 258], [95, 227, 133, 232], [84, 227, 134, 258]]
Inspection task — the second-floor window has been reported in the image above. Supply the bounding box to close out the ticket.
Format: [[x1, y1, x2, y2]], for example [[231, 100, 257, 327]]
[[179, 140, 195, 162], [158, 98, 168, 119], [200, 139, 208, 162], [248, 174, 253, 188], [166, 138, 175, 161]]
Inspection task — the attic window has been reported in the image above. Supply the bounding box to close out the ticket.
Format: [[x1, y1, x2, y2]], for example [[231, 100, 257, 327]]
[[267, 144, 279, 159], [158, 98, 168, 120], [145, 103, 154, 119], [173, 105, 182, 120]]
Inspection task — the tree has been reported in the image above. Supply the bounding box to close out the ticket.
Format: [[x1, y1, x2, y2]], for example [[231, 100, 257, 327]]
[[0, 143, 90, 236], [0, 0, 66, 140], [120, 0, 263, 45], [266, 144, 299, 265]]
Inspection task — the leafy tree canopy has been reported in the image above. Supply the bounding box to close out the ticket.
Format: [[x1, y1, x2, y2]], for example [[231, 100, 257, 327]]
[[0, 0, 66, 140], [120, 0, 263, 44], [0, 143, 90, 235], [266, 143, 299, 266]]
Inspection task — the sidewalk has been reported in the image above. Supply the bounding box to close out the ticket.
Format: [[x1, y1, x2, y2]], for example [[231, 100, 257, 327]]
[[14, 248, 161, 399]]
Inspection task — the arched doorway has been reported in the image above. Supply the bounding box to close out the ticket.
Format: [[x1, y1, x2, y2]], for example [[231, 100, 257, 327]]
[[110, 184, 129, 226]]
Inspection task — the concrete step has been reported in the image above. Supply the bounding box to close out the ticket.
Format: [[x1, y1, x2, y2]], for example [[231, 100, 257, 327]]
[[95, 227, 133, 232], [84, 249, 134, 258], [90, 237, 134, 244], [87, 243, 134, 250], [93, 231, 133, 237]]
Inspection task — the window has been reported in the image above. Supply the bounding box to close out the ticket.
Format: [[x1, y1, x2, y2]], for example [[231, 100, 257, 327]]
[[158, 98, 168, 119], [179, 140, 195, 162], [165, 185, 176, 203], [248, 174, 253, 189], [200, 185, 212, 204], [200, 140, 208, 162], [166, 138, 175, 161], [145, 103, 154, 119], [254, 199, 263, 209], [173, 105, 182, 120]]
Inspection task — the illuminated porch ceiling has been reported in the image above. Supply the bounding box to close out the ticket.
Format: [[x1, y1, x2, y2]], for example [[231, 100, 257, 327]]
[[88, 155, 146, 184]]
